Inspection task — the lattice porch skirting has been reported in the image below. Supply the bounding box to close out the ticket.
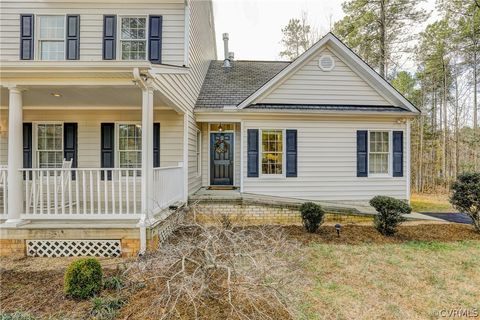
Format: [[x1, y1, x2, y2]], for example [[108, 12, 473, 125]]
[[26, 240, 122, 257]]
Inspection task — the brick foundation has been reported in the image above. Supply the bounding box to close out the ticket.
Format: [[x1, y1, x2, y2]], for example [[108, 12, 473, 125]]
[[192, 200, 373, 225], [0, 239, 26, 257]]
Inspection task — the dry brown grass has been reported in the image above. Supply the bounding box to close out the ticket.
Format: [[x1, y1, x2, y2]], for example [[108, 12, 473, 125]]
[[1, 224, 479, 320], [301, 241, 480, 320], [411, 193, 455, 213]]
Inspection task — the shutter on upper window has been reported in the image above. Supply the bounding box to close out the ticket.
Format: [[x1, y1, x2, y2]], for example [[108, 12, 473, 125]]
[[286, 130, 297, 177], [103, 15, 116, 60], [392, 131, 404, 177], [66, 15, 80, 60], [101, 123, 115, 180], [20, 15, 34, 60], [357, 130, 368, 177], [247, 129, 259, 177], [148, 15, 163, 63], [153, 123, 160, 167]]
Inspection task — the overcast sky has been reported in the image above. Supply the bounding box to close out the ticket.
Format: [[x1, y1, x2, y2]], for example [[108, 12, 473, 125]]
[[212, 0, 437, 65]]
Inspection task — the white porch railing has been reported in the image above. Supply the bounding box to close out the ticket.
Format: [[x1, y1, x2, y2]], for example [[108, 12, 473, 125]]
[[0, 166, 7, 218], [21, 168, 142, 219], [16, 165, 185, 220], [152, 164, 184, 213]]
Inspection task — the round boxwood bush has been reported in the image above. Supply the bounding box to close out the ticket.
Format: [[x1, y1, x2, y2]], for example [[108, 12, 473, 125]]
[[300, 202, 325, 233], [64, 258, 103, 299], [450, 172, 480, 232], [370, 195, 411, 236]]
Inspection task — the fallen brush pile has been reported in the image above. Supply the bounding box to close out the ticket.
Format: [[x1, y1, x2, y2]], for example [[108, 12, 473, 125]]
[[120, 223, 306, 320]]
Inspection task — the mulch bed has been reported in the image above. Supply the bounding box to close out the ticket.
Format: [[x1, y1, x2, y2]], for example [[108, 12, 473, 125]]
[[282, 223, 480, 245]]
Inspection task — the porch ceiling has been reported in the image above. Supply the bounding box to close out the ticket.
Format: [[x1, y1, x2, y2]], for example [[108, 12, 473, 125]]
[[0, 86, 174, 109]]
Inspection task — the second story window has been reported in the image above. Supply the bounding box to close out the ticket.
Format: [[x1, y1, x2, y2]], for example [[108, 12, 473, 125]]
[[120, 17, 147, 60], [38, 16, 65, 60]]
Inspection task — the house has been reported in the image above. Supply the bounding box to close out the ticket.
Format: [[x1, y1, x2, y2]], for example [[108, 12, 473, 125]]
[[0, 0, 419, 257]]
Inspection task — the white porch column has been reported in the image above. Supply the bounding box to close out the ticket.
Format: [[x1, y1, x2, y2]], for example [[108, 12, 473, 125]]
[[6, 87, 24, 226], [141, 87, 154, 218], [139, 86, 154, 253]]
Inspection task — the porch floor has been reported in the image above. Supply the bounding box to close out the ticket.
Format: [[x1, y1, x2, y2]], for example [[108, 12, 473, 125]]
[[189, 187, 443, 221]]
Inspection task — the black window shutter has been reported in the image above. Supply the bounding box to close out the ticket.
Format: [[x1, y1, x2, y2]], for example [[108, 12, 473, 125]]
[[153, 122, 160, 167], [103, 15, 116, 60], [64, 123, 78, 179], [393, 131, 404, 177], [66, 15, 80, 60], [148, 15, 163, 63], [23, 123, 32, 180], [101, 123, 115, 180], [20, 14, 34, 60], [247, 129, 259, 177], [286, 130, 297, 177], [357, 130, 368, 177]]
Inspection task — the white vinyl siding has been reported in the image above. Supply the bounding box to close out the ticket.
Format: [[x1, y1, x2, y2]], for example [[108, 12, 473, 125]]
[[0, 1, 186, 65], [258, 47, 391, 106], [9, 109, 184, 169], [242, 118, 407, 202]]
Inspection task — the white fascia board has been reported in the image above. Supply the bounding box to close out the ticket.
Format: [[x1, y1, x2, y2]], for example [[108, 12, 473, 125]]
[[237, 33, 419, 114]]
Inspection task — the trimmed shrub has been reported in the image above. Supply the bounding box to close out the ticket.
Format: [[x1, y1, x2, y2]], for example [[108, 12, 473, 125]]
[[370, 196, 411, 236], [64, 258, 103, 299], [450, 172, 480, 232], [300, 202, 325, 233]]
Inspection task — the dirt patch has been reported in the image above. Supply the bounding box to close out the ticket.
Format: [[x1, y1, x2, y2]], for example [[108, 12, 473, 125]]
[[281, 223, 480, 244], [0, 257, 129, 319]]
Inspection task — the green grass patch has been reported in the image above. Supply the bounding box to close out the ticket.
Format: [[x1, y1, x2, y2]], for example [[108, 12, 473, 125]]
[[410, 194, 454, 212]]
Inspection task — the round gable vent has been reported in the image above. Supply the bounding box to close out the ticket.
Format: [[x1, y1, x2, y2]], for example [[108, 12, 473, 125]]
[[318, 55, 335, 71]]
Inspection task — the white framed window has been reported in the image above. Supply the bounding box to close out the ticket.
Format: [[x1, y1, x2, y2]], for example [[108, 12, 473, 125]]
[[119, 16, 147, 60], [369, 131, 390, 175], [260, 129, 284, 176], [196, 129, 201, 176], [36, 123, 63, 168], [37, 15, 65, 60], [118, 124, 142, 169]]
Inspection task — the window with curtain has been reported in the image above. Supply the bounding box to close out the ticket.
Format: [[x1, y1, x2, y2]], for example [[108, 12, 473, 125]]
[[38, 15, 65, 60], [261, 130, 283, 175], [118, 124, 142, 169], [369, 131, 390, 175], [37, 124, 63, 168], [120, 17, 147, 60]]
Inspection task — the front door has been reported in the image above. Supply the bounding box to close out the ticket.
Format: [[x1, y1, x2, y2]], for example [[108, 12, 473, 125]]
[[210, 132, 234, 185]]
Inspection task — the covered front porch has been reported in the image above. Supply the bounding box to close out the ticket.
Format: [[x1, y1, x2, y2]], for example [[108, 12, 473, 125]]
[[0, 72, 187, 232]]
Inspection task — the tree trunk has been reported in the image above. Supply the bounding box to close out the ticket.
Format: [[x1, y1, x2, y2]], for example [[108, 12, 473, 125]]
[[442, 59, 448, 182], [379, 0, 386, 78]]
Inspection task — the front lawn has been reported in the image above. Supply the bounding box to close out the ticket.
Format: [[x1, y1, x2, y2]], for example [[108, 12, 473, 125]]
[[1, 223, 479, 320], [411, 193, 455, 213]]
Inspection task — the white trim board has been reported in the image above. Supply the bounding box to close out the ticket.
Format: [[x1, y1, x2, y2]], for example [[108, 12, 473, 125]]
[[237, 33, 420, 114]]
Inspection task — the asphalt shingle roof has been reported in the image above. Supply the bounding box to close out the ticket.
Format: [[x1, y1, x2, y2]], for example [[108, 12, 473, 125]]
[[195, 60, 289, 109]]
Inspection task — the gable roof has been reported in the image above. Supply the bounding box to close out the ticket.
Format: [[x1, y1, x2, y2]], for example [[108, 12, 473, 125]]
[[195, 60, 289, 109], [238, 33, 419, 113]]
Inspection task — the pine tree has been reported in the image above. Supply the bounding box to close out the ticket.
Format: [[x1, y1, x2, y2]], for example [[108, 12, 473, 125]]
[[333, 0, 428, 79]]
